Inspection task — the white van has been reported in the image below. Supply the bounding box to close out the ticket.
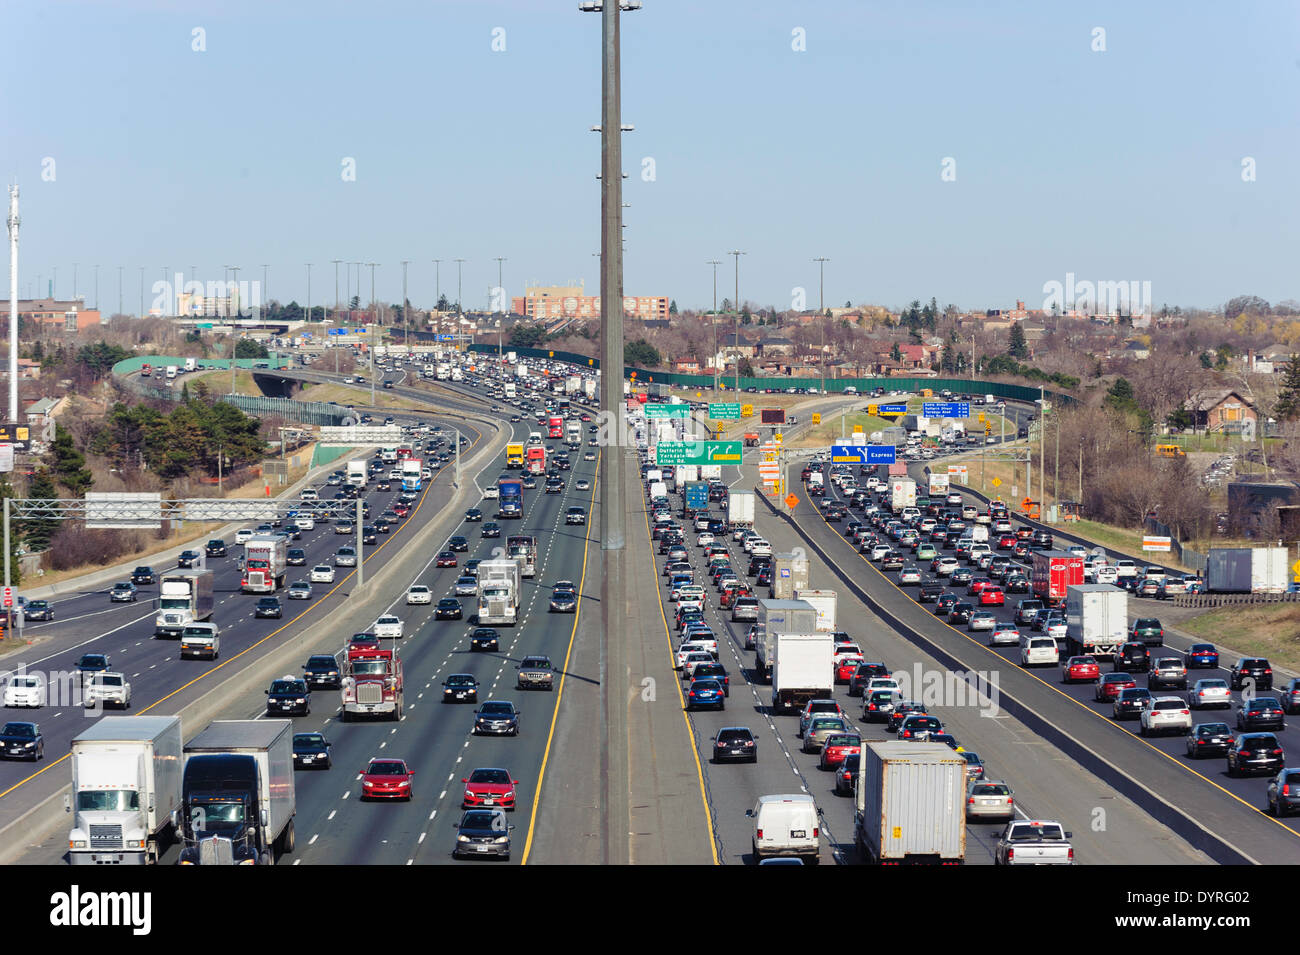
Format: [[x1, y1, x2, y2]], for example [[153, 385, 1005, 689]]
[[748, 794, 820, 864], [1020, 635, 1059, 668]]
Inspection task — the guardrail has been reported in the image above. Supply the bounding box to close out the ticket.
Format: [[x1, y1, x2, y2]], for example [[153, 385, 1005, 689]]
[[1173, 592, 1300, 609]]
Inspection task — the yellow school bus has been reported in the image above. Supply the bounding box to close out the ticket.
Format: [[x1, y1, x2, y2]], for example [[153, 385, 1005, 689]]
[[1154, 444, 1186, 458]]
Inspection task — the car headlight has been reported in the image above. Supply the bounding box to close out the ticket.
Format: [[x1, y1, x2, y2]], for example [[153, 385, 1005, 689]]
[[494, 836, 509, 844], [457, 834, 471, 842], [127, 839, 144, 849]]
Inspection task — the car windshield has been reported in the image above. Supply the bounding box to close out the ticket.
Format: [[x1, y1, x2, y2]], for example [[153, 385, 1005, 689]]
[[2, 723, 34, 737], [462, 811, 502, 829], [271, 681, 303, 694], [1012, 823, 1065, 841], [470, 769, 511, 784], [295, 734, 325, 747], [308, 656, 335, 667], [1198, 724, 1230, 736], [447, 675, 475, 686], [1198, 680, 1227, 689], [480, 703, 514, 715], [522, 659, 550, 669], [367, 762, 407, 776], [717, 730, 750, 742]]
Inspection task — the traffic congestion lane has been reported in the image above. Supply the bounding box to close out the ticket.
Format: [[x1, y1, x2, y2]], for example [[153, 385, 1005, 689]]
[[791, 461, 1300, 863], [820, 470, 1300, 830], [0, 419, 490, 834]]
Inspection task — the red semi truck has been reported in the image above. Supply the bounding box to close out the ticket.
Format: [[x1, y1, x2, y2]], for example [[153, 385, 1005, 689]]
[[1031, 551, 1085, 608]]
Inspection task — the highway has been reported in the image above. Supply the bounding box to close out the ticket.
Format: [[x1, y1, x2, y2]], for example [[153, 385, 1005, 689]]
[[786, 456, 1300, 863]]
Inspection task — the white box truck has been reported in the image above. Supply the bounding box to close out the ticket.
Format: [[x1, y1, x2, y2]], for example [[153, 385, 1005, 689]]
[[890, 477, 917, 514], [700, 465, 723, 480], [929, 472, 950, 497], [67, 716, 183, 865], [770, 552, 810, 600], [771, 632, 834, 714], [792, 589, 837, 632], [477, 559, 521, 626], [728, 489, 756, 535], [184, 357, 197, 372], [347, 459, 368, 487], [755, 598, 818, 683], [855, 740, 966, 865], [180, 720, 296, 865], [565, 374, 582, 395], [1065, 583, 1128, 657], [154, 569, 214, 638]]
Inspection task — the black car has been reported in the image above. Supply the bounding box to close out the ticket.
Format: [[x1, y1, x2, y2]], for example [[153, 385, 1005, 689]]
[[292, 732, 332, 770], [918, 581, 944, 603], [177, 550, 202, 568], [435, 598, 463, 620], [1184, 722, 1233, 759], [376, 479, 392, 492], [286, 548, 307, 567], [473, 700, 520, 736], [1237, 697, 1286, 732], [1112, 642, 1151, 673], [949, 567, 973, 586], [362, 526, 378, 545], [934, 593, 958, 616], [549, 585, 577, 613], [849, 662, 890, 696], [75, 654, 111, 676], [1227, 733, 1285, 777], [1267, 768, 1300, 817], [448, 535, 469, 553], [1230, 657, 1274, 691], [1112, 687, 1151, 721], [23, 600, 52, 621], [130, 566, 157, 586], [835, 752, 860, 795], [693, 662, 730, 696], [255, 597, 283, 619], [470, 628, 501, 652], [712, 726, 757, 764], [482, 522, 501, 539], [302, 654, 341, 689], [0, 721, 42, 761], [266, 677, 311, 716], [453, 809, 514, 860], [205, 539, 228, 558], [948, 602, 974, 625], [465, 508, 483, 522], [443, 673, 480, 703]]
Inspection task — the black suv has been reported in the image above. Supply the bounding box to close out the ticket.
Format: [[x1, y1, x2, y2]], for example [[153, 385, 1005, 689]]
[[1230, 658, 1274, 691], [265, 677, 311, 716], [1112, 642, 1151, 673], [1227, 733, 1284, 777], [130, 566, 157, 586], [205, 539, 228, 557], [286, 548, 307, 566], [302, 654, 341, 689], [255, 597, 283, 619]]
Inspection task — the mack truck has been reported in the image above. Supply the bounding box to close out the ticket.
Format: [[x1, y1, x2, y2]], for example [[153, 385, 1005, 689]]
[[154, 570, 215, 638], [476, 559, 521, 626], [67, 716, 183, 865], [340, 644, 404, 721], [565, 420, 582, 445], [498, 478, 523, 518], [241, 536, 287, 593], [525, 445, 546, 475], [179, 720, 296, 865]]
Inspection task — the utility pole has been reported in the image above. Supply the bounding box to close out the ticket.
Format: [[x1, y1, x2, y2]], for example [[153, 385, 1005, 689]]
[[814, 256, 828, 399], [401, 260, 410, 346], [367, 265, 378, 406], [331, 259, 342, 323], [117, 265, 123, 318], [138, 267, 144, 319], [355, 498, 364, 588], [261, 264, 269, 316], [582, 0, 635, 868], [707, 260, 720, 395], [93, 264, 99, 312], [730, 250, 746, 392], [6, 186, 18, 427], [432, 259, 442, 341], [1039, 385, 1046, 516], [455, 258, 465, 325]]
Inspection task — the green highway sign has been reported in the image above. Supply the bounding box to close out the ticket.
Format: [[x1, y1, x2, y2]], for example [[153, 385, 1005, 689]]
[[709, 402, 742, 420], [655, 440, 743, 466], [644, 403, 690, 419]]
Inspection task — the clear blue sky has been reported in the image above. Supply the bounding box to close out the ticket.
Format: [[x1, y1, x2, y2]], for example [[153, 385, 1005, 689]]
[[3, 0, 1297, 314]]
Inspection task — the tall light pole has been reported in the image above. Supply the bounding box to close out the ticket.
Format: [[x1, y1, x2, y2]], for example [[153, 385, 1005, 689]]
[[401, 260, 410, 346], [331, 259, 342, 323], [730, 250, 745, 392], [72, 263, 78, 301], [261, 264, 269, 316], [455, 258, 465, 321], [432, 259, 442, 340], [7, 186, 19, 426], [581, 0, 636, 868], [367, 264, 378, 404], [494, 257, 506, 357], [707, 259, 720, 395], [139, 267, 145, 318], [814, 256, 828, 399]]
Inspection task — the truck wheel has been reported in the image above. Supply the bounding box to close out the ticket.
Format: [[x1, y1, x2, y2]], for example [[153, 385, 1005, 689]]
[[280, 819, 295, 854]]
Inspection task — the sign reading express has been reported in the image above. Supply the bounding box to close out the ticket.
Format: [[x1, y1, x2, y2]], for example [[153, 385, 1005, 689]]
[[655, 441, 743, 466]]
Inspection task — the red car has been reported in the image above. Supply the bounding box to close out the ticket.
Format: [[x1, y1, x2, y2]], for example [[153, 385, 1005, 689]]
[[819, 734, 862, 771], [1062, 656, 1100, 684], [967, 579, 992, 595], [436, 552, 458, 567], [979, 587, 1005, 606], [835, 657, 864, 684], [1095, 672, 1136, 701], [392, 503, 411, 518], [997, 534, 1017, 550], [360, 758, 415, 800], [461, 767, 518, 810], [1015, 527, 1034, 541]]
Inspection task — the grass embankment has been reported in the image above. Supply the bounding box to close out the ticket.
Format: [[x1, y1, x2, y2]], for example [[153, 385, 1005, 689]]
[[1180, 604, 1300, 672]]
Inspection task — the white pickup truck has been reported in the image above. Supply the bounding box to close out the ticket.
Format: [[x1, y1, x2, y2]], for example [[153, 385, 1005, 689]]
[[994, 819, 1074, 865]]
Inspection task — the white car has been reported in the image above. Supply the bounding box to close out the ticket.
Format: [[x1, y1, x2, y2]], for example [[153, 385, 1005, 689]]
[[374, 615, 403, 640], [406, 585, 433, 605], [4, 674, 45, 708], [696, 533, 715, 547], [83, 672, 132, 709], [1095, 566, 1119, 585], [676, 641, 712, 669], [682, 653, 717, 679], [1020, 636, 1060, 668], [234, 529, 255, 545], [865, 677, 901, 696], [1189, 678, 1231, 710], [1140, 697, 1193, 737], [935, 556, 959, 575], [296, 515, 315, 531], [833, 644, 864, 666], [482, 486, 499, 500], [310, 564, 336, 584]]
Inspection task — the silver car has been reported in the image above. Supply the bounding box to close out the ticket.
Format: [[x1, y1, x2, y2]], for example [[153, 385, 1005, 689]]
[[1189, 678, 1231, 710], [966, 779, 1015, 822], [454, 576, 479, 596], [968, 610, 997, 632], [801, 716, 851, 754]]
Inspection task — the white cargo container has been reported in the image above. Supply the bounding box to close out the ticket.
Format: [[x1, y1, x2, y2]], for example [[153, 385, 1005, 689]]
[[700, 465, 722, 480], [792, 589, 837, 632], [771, 632, 834, 714], [155, 569, 214, 637], [1252, 547, 1289, 595], [67, 716, 183, 865], [928, 472, 950, 497], [890, 477, 917, 514], [855, 740, 966, 865], [755, 598, 817, 683], [770, 552, 810, 600], [1065, 583, 1128, 657], [728, 489, 756, 533]]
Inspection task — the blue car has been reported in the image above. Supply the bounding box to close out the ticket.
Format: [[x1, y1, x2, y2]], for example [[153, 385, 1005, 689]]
[[1188, 643, 1219, 669], [687, 678, 726, 711]]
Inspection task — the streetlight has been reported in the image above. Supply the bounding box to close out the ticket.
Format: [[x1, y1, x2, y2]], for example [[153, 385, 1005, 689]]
[[331, 259, 342, 323], [707, 259, 720, 395], [729, 250, 746, 392], [580, 0, 638, 868], [455, 258, 465, 321], [401, 260, 410, 346], [367, 264, 378, 405]]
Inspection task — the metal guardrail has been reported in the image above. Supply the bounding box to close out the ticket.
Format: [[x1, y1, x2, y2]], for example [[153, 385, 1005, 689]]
[[1173, 592, 1300, 609]]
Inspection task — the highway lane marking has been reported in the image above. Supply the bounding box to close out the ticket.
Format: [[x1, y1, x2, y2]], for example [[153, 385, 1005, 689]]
[[328, 810, 336, 820], [793, 462, 1293, 849], [308, 833, 319, 845]]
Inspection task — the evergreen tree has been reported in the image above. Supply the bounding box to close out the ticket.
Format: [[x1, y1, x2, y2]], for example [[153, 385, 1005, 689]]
[[49, 424, 93, 496], [1274, 355, 1300, 420], [1007, 322, 1029, 359], [891, 342, 902, 363], [668, 300, 678, 315], [23, 471, 59, 556]]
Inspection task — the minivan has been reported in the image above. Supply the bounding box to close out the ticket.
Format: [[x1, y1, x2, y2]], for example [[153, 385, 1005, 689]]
[[748, 794, 820, 864], [1020, 635, 1059, 668]]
